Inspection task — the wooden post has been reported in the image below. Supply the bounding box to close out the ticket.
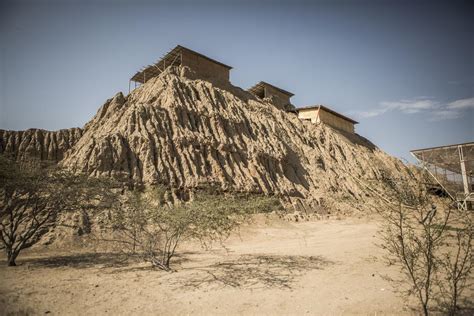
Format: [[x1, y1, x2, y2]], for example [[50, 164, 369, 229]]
[[459, 145, 470, 195], [128, 80, 131, 94]]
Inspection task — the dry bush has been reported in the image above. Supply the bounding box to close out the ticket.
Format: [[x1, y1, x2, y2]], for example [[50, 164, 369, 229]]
[[104, 187, 282, 271], [373, 172, 473, 316], [437, 214, 473, 315], [0, 155, 116, 266]]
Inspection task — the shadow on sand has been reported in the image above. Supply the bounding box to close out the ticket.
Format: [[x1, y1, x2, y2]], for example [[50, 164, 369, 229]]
[[16, 252, 134, 269], [14, 252, 192, 270], [432, 298, 474, 316], [6, 252, 334, 290], [176, 254, 334, 290]]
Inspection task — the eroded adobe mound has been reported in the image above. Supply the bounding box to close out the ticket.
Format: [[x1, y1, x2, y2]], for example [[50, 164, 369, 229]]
[[1, 66, 414, 213]]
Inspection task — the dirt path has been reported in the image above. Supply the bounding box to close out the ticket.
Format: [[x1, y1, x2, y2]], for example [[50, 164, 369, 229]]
[[0, 217, 416, 315]]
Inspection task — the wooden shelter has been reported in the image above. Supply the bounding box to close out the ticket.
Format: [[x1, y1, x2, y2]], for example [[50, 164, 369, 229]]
[[293, 105, 358, 134], [411, 142, 474, 210], [130, 45, 232, 88], [248, 81, 294, 108]]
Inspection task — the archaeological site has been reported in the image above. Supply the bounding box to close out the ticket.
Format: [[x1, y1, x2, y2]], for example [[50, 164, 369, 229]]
[[1, 43, 472, 316]]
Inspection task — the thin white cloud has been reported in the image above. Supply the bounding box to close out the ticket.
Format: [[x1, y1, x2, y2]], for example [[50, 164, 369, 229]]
[[446, 97, 474, 110], [429, 110, 462, 121], [357, 109, 389, 118], [354, 96, 473, 121], [380, 99, 437, 114]]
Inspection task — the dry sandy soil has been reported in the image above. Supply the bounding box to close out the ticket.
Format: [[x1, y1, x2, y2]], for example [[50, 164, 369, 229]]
[[1, 216, 421, 315]]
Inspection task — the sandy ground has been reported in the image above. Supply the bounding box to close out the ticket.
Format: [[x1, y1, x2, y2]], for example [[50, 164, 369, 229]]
[[1, 217, 420, 315]]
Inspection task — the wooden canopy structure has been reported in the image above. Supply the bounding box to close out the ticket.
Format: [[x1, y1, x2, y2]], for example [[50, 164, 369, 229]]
[[248, 81, 295, 111], [291, 105, 358, 134], [130, 45, 232, 85], [411, 142, 474, 210], [294, 105, 358, 124], [248, 81, 294, 99]]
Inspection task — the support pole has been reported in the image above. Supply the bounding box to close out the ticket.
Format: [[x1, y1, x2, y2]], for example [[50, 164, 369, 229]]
[[128, 80, 131, 94], [459, 145, 470, 195], [412, 151, 456, 201]]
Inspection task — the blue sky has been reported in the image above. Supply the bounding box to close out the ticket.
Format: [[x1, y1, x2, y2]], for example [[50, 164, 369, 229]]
[[0, 0, 472, 161]]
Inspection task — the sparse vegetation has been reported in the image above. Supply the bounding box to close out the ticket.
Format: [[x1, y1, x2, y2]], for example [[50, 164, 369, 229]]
[[438, 215, 473, 316], [0, 155, 116, 266], [373, 172, 473, 316], [104, 187, 282, 271]]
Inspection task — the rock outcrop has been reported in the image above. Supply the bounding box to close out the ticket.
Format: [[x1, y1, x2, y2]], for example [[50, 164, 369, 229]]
[[0, 128, 83, 162], [1, 66, 414, 213]]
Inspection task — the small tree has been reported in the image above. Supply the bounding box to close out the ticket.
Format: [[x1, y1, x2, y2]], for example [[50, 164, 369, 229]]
[[106, 187, 281, 271], [371, 170, 473, 315], [0, 156, 116, 266], [438, 215, 473, 316], [378, 187, 447, 315]]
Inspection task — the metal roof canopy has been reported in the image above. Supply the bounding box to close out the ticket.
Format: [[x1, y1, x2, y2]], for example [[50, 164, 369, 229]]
[[295, 105, 359, 124], [411, 142, 474, 175], [248, 81, 295, 98], [130, 45, 232, 84], [411, 142, 474, 209]]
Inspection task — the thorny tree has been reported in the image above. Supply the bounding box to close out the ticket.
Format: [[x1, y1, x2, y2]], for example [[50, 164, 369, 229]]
[[371, 170, 473, 316], [0, 156, 116, 266], [437, 213, 473, 316], [105, 187, 281, 271]]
